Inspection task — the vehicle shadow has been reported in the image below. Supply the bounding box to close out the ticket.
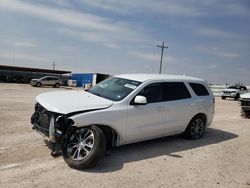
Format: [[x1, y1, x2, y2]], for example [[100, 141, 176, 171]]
[[81, 128, 238, 173]]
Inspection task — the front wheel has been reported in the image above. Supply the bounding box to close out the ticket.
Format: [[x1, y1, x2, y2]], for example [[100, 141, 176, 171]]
[[63, 126, 106, 169], [54, 83, 60, 88], [234, 94, 239, 100], [221, 96, 226, 100], [184, 116, 205, 139], [36, 82, 41, 87]]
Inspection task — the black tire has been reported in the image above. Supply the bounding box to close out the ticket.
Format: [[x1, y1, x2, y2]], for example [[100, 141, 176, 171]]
[[234, 94, 239, 101], [54, 83, 60, 88], [184, 115, 205, 139], [36, 82, 41, 87], [221, 96, 226, 100], [63, 126, 106, 169]]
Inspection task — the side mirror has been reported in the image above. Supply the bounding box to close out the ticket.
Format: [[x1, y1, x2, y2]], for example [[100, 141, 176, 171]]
[[133, 95, 147, 105]]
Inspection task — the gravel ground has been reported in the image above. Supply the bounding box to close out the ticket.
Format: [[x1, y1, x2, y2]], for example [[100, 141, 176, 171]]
[[0, 83, 250, 188]]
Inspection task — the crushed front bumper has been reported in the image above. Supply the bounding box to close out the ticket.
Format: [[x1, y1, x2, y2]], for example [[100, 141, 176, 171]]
[[31, 103, 70, 155]]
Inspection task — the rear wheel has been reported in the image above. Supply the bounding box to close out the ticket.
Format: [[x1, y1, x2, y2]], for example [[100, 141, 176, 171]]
[[184, 116, 205, 139], [221, 96, 226, 100], [63, 126, 106, 169]]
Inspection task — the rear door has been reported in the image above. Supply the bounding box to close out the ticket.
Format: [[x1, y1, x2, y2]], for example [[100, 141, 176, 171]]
[[160, 82, 194, 134]]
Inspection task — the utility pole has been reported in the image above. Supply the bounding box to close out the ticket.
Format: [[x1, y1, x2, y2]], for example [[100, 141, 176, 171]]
[[52, 61, 56, 70], [157, 41, 168, 74]]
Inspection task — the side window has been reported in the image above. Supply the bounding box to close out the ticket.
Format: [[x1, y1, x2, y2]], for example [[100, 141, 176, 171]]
[[189, 83, 209, 96], [138, 83, 164, 103], [240, 86, 247, 91], [163, 82, 191, 101]]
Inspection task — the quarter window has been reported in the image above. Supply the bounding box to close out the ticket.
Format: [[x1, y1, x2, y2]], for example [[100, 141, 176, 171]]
[[189, 83, 209, 96]]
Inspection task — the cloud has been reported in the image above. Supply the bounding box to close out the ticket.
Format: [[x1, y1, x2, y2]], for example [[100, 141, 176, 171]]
[[131, 51, 183, 66], [195, 27, 237, 38], [0, 0, 132, 33], [13, 42, 36, 48], [0, 0, 151, 48], [207, 64, 218, 69], [197, 46, 240, 59], [78, 0, 250, 18], [78, 0, 204, 17], [105, 43, 119, 49], [57, 26, 149, 49], [0, 52, 49, 63], [131, 51, 159, 62]]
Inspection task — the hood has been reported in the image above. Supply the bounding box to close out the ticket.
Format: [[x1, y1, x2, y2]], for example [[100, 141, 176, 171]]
[[31, 79, 38, 81], [222, 88, 238, 92], [36, 90, 113, 114], [240, 93, 250, 99]]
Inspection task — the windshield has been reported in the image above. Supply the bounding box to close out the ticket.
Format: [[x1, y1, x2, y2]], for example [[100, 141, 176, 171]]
[[228, 86, 238, 89], [88, 77, 141, 101]]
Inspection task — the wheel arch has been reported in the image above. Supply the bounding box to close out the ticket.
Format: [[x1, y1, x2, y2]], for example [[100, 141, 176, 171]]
[[70, 124, 119, 150], [36, 81, 41, 86], [189, 113, 207, 126], [96, 124, 118, 150]]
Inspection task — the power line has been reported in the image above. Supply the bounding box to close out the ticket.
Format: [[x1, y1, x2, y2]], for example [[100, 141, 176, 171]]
[[157, 41, 168, 74]]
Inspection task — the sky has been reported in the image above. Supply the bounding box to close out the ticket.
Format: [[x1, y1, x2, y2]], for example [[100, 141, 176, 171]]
[[0, 0, 249, 84]]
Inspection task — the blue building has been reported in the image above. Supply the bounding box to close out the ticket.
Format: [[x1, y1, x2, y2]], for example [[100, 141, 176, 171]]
[[72, 73, 109, 88]]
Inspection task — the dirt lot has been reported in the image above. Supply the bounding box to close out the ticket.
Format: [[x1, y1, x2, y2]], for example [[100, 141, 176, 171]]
[[0, 83, 250, 188]]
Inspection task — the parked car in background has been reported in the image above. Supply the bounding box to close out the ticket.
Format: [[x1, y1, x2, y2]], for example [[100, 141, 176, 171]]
[[67, 79, 77, 87], [240, 93, 250, 118], [31, 76, 62, 88], [221, 85, 248, 100], [31, 74, 215, 169]]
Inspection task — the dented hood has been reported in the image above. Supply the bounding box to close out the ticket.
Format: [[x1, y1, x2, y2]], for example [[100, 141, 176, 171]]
[[36, 90, 113, 114]]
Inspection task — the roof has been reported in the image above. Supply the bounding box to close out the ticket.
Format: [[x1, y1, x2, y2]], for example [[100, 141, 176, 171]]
[[0, 65, 71, 74], [115, 74, 205, 83]]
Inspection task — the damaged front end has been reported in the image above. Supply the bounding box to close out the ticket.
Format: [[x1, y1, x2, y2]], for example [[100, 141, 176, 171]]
[[31, 103, 74, 156]]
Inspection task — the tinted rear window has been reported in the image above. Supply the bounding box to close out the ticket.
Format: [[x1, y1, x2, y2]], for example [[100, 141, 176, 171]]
[[189, 83, 209, 96]]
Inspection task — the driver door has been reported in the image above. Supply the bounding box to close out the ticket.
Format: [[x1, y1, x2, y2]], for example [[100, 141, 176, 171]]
[[126, 83, 167, 143]]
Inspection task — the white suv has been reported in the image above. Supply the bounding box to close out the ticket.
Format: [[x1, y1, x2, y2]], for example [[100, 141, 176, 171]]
[[221, 85, 248, 100], [31, 76, 62, 88], [31, 74, 214, 169]]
